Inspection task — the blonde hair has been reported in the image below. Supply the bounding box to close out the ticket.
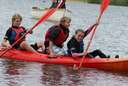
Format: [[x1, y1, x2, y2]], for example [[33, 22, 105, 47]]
[[60, 16, 71, 24], [12, 14, 22, 23]]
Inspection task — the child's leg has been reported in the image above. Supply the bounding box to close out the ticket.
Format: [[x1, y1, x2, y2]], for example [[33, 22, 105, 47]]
[[88, 49, 108, 58], [20, 41, 37, 52], [31, 41, 44, 52], [36, 41, 44, 51]]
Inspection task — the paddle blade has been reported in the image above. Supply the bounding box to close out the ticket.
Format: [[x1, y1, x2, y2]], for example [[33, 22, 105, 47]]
[[100, 0, 110, 15]]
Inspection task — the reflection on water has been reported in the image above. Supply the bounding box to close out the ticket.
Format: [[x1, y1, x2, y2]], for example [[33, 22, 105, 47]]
[[0, 0, 128, 86], [1, 60, 26, 86], [41, 65, 92, 86], [41, 64, 63, 85], [1, 59, 128, 86]]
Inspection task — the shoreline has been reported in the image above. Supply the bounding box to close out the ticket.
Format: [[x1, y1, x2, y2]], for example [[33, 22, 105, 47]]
[[67, 0, 86, 2], [67, 0, 128, 7]]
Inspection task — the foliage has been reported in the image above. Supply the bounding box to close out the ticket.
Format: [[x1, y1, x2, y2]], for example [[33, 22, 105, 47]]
[[86, 0, 128, 6]]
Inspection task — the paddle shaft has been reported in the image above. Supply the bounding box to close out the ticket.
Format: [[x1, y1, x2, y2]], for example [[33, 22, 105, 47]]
[[0, 0, 64, 57], [78, 14, 102, 69], [78, 0, 110, 69]]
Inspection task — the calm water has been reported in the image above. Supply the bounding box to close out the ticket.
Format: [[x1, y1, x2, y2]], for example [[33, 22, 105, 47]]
[[0, 0, 128, 86]]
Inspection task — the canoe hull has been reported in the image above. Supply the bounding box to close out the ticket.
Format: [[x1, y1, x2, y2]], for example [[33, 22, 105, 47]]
[[0, 49, 128, 73], [31, 7, 71, 22]]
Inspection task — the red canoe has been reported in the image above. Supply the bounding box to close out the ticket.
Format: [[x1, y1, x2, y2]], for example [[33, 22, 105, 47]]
[[0, 49, 128, 73]]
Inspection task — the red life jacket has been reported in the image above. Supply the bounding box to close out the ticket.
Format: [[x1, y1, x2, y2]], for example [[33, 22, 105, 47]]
[[11, 26, 25, 43], [45, 25, 69, 47]]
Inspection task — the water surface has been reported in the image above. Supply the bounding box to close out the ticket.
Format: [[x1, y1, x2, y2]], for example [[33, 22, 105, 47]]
[[0, 0, 128, 86]]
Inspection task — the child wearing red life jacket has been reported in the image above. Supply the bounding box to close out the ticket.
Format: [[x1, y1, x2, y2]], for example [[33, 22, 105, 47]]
[[44, 16, 71, 57], [1, 14, 37, 52]]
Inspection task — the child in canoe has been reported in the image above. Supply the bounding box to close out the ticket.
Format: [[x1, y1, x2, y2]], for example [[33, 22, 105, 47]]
[[1, 14, 40, 52], [28, 16, 71, 56], [67, 24, 119, 58], [44, 16, 71, 57]]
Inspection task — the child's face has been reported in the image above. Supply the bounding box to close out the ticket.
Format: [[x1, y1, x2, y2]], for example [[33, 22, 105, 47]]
[[75, 31, 84, 42], [12, 18, 21, 27], [63, 20, 71, 29]]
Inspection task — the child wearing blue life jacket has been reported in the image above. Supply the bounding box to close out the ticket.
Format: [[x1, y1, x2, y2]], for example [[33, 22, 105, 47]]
[[1, 14, 37, 52], [67, 24, 119, 58]]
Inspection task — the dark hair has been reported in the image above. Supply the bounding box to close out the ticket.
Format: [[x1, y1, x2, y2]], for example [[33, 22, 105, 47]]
[[75, 29, 84, 34]]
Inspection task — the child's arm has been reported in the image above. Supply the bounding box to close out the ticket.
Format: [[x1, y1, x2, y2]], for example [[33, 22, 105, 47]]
[[1, 38, 11, 48], [84, 23, 99, 37]]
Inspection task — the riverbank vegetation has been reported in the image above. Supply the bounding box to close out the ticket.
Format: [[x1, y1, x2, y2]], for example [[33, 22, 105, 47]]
[[71, 0, 128, 6], [87, 0, 128, 6]]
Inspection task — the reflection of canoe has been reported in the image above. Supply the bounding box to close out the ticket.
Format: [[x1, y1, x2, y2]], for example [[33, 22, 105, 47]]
[[32, 7, 71, 22], [0, 49, 128, 73]]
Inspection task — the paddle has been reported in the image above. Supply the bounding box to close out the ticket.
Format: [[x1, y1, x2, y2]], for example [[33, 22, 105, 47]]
[[78, 0, 110, 69], [0, 0, 64, 57]]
